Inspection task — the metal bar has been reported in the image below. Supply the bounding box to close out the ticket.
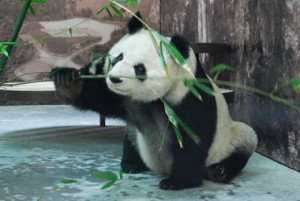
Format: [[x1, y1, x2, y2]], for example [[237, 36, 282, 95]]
[[100, 116, 106, 127], [0, 90, 60, 103]]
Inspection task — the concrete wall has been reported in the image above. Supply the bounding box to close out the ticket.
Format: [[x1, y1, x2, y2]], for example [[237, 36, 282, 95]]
[[161, 0, 300, 170]]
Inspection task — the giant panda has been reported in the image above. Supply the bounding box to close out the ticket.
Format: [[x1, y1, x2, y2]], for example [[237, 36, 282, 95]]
[[50, 12, 258, 190]]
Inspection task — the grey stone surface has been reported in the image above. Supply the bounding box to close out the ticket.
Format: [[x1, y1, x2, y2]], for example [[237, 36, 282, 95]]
[[0, 105, 299, 201]]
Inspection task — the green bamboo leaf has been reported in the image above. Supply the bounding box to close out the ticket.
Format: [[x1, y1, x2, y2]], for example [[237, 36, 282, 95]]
[[162, 101, 178, 127], [119, 168, 123, 180], [173, 125, 183, 148], [97, 5, 108, 14], [68, 28, 73, 37], [161, 40, 189, 69], [31, 0, 48, 3], [106, 53, 113, 72], [159, 41, 169, 75], [118, 0, 129, 4], [110, 4, 124, 17], [118, 0, 138, 10], [59, 179, 78, 184], [101, 180, 117, 190], [128, 0, 136, 11], [91, 171, 118, 181], [209, 64, 234, 74], [106, 7, 113, 18], [0, 42, 19, 45], [193, 80, 214, 95], [0, 47, 9, 58], [177, 120, 201, 144], [159, 121, 171, 151], [28, 4, 35, 15], [183, 78, 202, 99], [291, 78, 300, 93]]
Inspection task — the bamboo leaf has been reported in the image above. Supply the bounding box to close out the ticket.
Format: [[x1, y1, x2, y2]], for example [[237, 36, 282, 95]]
[[193, 80, 214, 95], [68, 28, 73, 37], [0, 42, 19, 45], [91, 171, 118, 181], [101, 180, 117, 190], [159, 121, 170, 151], [97, 5, 108, 14], [291, 78, 300, 93], [106, 53, 113, 72], [59, 179, 78, 184], [173, 125, 183, 148], [28, 5, 35, 15], [177, 120, 201, 144], [117, 0, 138, 10], [128, 0, 136, 11], [161, 40, 189, 69], [31, 0, 48, 3], [0, 46, 9, 58], [183, 79, 202, 99], [110, 4, 124, 17], [119, 168, 123, 180], [162, 100, 178, 127], [159, 41, 169, 75], [209, 64, 234, 74], [106, 7, 113, 18]]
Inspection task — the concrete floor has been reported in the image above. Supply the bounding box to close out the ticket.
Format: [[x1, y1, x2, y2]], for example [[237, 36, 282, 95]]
[[0, 105, 299, 201]]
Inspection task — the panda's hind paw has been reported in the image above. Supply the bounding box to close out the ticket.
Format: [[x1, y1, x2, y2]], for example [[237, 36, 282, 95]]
[[159, 178, 201, 190], [205, 164, 231, 183]]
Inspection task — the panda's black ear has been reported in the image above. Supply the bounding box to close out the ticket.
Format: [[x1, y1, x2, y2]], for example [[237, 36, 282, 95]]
[[170, 34, 190, 59], [128, 11, 144, 34]]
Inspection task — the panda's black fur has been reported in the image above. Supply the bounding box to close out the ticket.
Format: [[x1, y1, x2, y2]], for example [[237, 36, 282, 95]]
[[51, 12, 257, 190]]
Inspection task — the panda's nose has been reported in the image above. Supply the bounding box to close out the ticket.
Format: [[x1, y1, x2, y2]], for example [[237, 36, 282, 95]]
[[109, 76, 123, 84]]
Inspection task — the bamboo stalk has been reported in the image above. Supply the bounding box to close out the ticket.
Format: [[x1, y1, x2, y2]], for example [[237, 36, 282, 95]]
[[0, 0, 32, 74]]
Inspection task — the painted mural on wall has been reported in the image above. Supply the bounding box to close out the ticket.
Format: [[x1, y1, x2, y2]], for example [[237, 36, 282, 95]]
[[161, 0, 300, 171], [0, 0, 160, 82]]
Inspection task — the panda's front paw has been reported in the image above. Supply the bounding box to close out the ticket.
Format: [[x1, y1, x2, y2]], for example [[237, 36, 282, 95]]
[[159, 178, 201, 190], [121, 161, 149, 174], [49, 67, 79, 86]]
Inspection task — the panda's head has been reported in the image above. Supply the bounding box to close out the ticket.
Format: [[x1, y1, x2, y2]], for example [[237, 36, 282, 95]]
[[105, 12, 197, 104]]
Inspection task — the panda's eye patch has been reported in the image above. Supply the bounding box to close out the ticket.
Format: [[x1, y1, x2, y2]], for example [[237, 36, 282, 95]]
[[134, 63, 146, 81], [112, 53, 123, 66]]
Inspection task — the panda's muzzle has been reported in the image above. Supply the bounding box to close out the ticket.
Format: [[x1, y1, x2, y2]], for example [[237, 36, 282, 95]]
[[109, 76, 123, 84]]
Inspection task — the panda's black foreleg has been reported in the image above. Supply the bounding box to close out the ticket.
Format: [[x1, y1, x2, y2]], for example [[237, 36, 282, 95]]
[[121, 134, 149, 174], [50, 64, 126, 119], [159, 146, 206, 190]]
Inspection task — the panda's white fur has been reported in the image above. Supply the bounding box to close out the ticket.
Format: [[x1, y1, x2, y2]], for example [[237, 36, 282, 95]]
[[205, 79, 257, 166]]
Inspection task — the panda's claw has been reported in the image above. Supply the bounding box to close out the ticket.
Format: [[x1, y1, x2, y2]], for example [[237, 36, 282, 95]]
[[220, 167, 225, 175], [51, 68, 79, 86]]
